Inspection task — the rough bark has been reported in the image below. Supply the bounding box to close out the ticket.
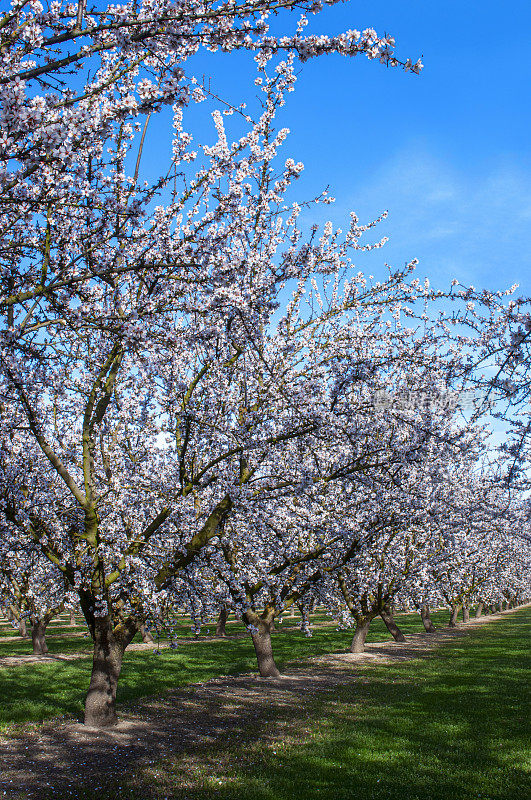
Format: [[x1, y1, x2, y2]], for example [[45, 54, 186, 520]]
[[18, 617, 28, 638], [215, 606, 228, 637], [497, 601, 503, 612], [448, 604, 460, 627], [462, 604, 470, 623], [140, 624, 155, 643], [475, 601, 484, 618], [380, 604, 406, 642], [420, 604, 436, 633], [31, 621, 49, 655], [84, 619, 134, 728], [244, 613, 280, 677], [350, 614, 374, 653]]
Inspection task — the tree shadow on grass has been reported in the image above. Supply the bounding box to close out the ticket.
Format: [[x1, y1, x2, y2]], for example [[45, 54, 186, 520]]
[[0, 610, 528, 800], [137, 613, 530, 800]]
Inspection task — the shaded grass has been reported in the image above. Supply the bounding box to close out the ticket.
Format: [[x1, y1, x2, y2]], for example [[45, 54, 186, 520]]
[[0, 608, 487, 730]]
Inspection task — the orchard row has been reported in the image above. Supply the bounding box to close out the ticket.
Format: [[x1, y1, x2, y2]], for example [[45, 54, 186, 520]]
[[0, 1, 529, 729]]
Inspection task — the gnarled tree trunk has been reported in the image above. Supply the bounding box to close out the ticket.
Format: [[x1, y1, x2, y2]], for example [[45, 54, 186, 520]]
[[244, 612, 280, 677], [380, 604, 406, 642], [475, 601, 484, 618], [31, 620, 48, 655], [420, 604, 436, 632], [84, 619, 135, 728], [216, 606, 228, 637], [448, 604, 460, 627], [350, 614, 375, 653], [462, 604, 470, 623], [140, 624, 155, 643], [18, 617, 28, 638]]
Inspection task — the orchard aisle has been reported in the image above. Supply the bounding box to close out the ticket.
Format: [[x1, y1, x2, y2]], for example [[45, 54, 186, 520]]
[[0, 605, 528, 800]]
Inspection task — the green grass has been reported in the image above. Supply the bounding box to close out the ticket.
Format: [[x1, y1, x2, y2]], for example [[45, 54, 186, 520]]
[[0, 609, 457, 729], [0, 607, 499, 731], [10, 606, 528, 800], [100, 608, 530, 800]]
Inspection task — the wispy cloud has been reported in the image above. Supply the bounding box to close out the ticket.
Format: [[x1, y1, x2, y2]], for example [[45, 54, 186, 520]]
[[307, 146, 531, 295]]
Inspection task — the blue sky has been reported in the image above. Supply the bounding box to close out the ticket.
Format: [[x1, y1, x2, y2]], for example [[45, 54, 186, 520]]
[[290, 0, 531, 297], [171, 0, 531, 298]]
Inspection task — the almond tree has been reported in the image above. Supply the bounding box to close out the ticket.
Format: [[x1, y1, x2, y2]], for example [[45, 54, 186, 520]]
[[183, 332, 488, 667], [0, 537, 68, 654], [0, 28, 430, 725], [1, 0, 418, 328]]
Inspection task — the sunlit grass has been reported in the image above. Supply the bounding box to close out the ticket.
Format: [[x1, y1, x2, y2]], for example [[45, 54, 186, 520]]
[[114, 608, 530, 800], [19, 606, 529, 800], [2, 608, 529, 800], [0, 606, 501, 730]]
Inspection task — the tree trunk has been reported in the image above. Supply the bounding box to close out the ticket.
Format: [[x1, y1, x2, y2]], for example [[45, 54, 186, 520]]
[[69, 609, 76, 626], [448, 604, 460, 627], [216, 606, 228, 637], [350, 614, 374, 653], [420, 604, 436, 633], [462, 604, 470, 623], [475, 601, 484, 618], [497, 601, 503, 612], [140, 624, 155, 643], [380, 604, 406, 642], [31, 621, 48, 655], [245, 614, 280, 677], [84, 620, 129, 728], [18, 617, 28, 638]]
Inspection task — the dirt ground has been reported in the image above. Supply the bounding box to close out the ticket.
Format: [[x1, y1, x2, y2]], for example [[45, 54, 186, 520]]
[[0, 608, 525, 799]]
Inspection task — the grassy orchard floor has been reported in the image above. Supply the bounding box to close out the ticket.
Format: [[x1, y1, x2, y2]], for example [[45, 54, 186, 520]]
[[0, 608, 529, 800], [1, 609, 463, 729], [138, 609, 531, 800]]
